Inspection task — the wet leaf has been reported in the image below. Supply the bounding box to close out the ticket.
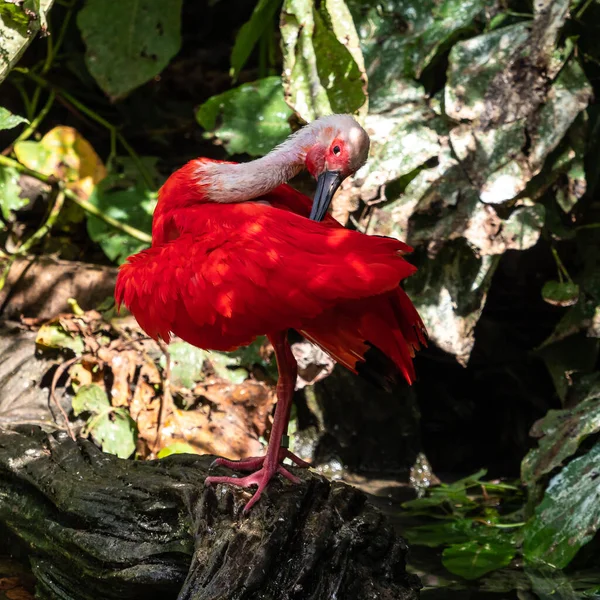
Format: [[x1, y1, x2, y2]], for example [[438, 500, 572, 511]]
[[0, 0, 53, 84], [35, 322, 85, 354], [0, 107, 27, 130], [14, 126, 106, 199], [157, 442, 199, 458], [72, 384, 110, 416], [542, 281, 580, 307], [76, 0, 182, 99], [348, 0, 492, 104], [0, 165, 26, 222], [523, 440, 600, 568], [442, 539, 515, 580], [522, 373, 600, 485], [159, 341, 206, 390], [281, 0, 367, 122], [445, 24, 591, 206], [230, 0, 281, 80], [196, 76, 292, 156]]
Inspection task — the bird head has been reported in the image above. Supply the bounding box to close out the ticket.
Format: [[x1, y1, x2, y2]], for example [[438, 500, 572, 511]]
[[302, 115, 370, 221]]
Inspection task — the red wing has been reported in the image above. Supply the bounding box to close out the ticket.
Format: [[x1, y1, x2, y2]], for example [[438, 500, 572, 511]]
[[300, 287, 427, 386], [115, 202, 416, 352]]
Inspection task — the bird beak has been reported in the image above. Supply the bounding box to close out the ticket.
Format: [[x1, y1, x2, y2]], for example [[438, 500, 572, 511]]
[[309, 170, 343, 221]]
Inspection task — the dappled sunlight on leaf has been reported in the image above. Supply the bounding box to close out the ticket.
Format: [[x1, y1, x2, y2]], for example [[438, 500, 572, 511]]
[[196, 77, 293, 156], [14, 126, 107, 199]]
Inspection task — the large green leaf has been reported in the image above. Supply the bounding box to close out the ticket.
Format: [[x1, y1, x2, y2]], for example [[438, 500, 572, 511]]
[[445, 22, 592, 206], [0, 107, 27, 130], [280, 0, 367, 121], [230, 0, 281, 80], [0, 0, 53, 84], [522, 374, 600, 486], [86, 158, 157, 264], [442, 540, 516, 580], [0, 165, 27, 222], [348, 0, 492, 105], [76, 0, 182, 99], [523, 440, 600, 568], [196, 76, 292, 156]]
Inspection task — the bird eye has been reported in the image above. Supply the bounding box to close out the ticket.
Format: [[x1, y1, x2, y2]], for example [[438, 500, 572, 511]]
[[332, 145, 341, 155]]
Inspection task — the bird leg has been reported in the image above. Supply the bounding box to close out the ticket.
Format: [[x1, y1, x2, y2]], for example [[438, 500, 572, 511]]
[[205, 331, 309, 512]]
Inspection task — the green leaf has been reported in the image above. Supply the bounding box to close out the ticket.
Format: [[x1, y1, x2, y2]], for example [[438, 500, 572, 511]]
[[442, 539, 515, 580], [0, 106, 28, 130], [0, 165, 27, 221], [196, 76, 292, 156], [403, 469, 488, 513], [159, 341, 206, 390], [230, 0, 281, 80], [522, 373, 600, 486], [0, 1, 31, 28], [72, 384, 110, 416], [35, 322, 85, 355], [404, 519, 474, 547], [348, 0, 492, 105], [157, 442, 198, 458], [90, 409, 137, 459], [523, 440, 600, 568], [76, 0, 182, 99], [0, 0, 53, 85], [208, 352, 249, 384], [542, 281, 580, 307], [280, 0, 367, 121], [86, 179, 156, 264]]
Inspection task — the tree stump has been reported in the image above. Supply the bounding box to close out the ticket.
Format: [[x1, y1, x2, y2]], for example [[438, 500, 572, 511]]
[[0, 427, 421, 600]]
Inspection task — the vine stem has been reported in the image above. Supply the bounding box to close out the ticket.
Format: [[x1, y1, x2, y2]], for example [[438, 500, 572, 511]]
[[0, 154, 152, 244], [15, 69, 155, 189], [14, 91, 56, 145], [0, 188, 66, 290]]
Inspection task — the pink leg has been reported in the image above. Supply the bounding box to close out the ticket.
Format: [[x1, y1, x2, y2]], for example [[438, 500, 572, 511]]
[[205, 331, 308, 512]]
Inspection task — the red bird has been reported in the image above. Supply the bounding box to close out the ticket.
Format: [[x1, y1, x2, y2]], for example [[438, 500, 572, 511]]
[[115, 114, 426, 511]]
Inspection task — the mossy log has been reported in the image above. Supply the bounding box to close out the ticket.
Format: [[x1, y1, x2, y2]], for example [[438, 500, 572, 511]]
[[0, 426, 421, 600]]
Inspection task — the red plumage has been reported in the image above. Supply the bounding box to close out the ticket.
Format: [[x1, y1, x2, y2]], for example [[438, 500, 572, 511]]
[[116, 161, 425, 384], [115, 155, 426, 511]]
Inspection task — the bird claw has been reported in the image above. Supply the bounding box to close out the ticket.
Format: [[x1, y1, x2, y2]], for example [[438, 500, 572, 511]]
[[205, 447, 309, 512], [209, 448, 311, 473]]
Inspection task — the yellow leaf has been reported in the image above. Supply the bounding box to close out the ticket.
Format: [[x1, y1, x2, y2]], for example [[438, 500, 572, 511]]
[[14, 126, 106, 199]]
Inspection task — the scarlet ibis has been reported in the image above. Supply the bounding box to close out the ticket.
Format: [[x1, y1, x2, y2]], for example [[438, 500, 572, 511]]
[[115, 114, 426, 511]]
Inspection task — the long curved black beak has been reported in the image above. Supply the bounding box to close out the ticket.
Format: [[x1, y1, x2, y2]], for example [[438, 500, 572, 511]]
[[309, 170, 343, 221]]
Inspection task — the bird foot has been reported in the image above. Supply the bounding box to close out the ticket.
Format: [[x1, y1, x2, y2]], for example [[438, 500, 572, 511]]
[[211, 447, 310, 472], [206, 448, 310, 512]]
